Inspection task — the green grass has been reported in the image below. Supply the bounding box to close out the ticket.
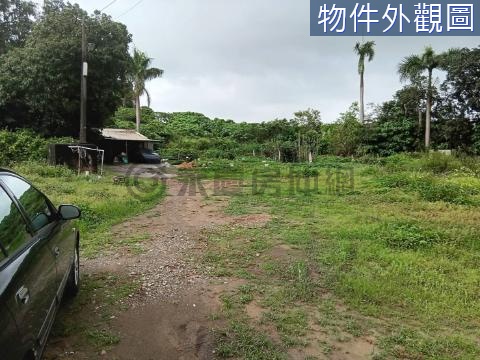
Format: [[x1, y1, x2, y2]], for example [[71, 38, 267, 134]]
[[377, 328, 480, 360], [215, 321, 286, 360], [11, 161, 166, 257], [197, 155, 480, 359], [86, 329, 121, 348]]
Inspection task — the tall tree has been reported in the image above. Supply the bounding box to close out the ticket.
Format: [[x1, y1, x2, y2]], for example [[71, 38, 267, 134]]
[[0, 3, 132, 136], [365, 100, 417, 156], [331, 103, 363, 156], [129, 48, 163, 132], [441, 47, 480, 153], [0, 0, 37, 55], [398, 46, 443, 149], [354, 41, 375, 123], [293, 109, 322, 163], [442, 47, 480, 114]]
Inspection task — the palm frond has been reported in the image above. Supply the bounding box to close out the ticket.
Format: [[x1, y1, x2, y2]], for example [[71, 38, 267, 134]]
[[439, 47, 464, 70], [143, 88, 151, 107], [128, 47, 163, 107], [353, 42, 362, 55], [398, 54, 424, 82], [145, 68, 163, 81], [354, 41, 376, 74]]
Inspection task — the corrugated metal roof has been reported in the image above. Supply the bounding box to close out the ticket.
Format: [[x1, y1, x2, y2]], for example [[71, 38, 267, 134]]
[[101, 128, 152, 141]]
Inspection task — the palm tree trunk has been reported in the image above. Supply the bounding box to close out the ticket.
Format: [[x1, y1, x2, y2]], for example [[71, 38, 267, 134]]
[[418, 107, 423, 149], [359, 70, 365, 123], [425, 69, 432, 150], [297, 133, 301, 162], [135, 96, 141, 132]]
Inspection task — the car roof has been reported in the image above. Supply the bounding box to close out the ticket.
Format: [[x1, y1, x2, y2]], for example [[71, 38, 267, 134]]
[[0, 168, 15, 174]]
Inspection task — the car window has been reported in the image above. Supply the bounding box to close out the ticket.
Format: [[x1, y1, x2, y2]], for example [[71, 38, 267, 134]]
[[1, 175, 54, 232], [0, 186, 31, 256]]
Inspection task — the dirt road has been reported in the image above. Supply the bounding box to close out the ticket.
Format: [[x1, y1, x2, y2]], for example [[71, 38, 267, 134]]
[[45, 179, 241, 360]]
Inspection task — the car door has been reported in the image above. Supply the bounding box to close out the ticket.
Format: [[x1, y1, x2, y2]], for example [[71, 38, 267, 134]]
[[0, 251, 23, 360], [50, 208, 76, 297], [0, 174, 59, 355], [0, 304, 23, 360]]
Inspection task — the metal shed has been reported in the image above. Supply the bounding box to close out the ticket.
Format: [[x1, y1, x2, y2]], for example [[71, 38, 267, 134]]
[[100, 129, 157, 163]]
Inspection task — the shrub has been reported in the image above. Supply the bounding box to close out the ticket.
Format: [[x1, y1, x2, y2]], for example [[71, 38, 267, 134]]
[[0, 129, 74, 166]]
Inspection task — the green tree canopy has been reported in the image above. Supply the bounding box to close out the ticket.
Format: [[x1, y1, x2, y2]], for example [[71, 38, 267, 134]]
[[0, 2, 131, 137], [0, 0, 36, 55], [330, 103, 363, 156]]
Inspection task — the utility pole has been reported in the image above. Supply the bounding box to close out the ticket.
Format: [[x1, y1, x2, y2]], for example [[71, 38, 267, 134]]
[[80, 19, 88, 143]]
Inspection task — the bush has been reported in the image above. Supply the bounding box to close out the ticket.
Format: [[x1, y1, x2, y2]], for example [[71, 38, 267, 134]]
[[0, 129, 74, 166]]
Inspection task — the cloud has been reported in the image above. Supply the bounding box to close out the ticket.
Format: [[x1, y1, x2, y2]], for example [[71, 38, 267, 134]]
[[35, 0, 480, 123]]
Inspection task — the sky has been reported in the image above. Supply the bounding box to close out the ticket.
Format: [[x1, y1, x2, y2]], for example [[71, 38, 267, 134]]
[[35, 0, 480, 123]]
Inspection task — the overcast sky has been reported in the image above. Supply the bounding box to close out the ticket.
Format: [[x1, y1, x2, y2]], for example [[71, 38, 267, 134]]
[[36, 0, 480, 123]]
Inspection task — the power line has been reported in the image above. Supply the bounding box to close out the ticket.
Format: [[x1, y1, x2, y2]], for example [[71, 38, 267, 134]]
[[118, 0, 145, 18], [100, 0, 119, 12]]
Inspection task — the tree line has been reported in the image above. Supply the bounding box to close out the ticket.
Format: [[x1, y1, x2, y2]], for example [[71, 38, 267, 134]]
[[112, 41, 480, 161], [1, 1, 480, 161]]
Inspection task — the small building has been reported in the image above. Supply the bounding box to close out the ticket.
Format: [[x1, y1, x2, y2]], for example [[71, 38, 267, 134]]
[[100, 128, 157, 163]]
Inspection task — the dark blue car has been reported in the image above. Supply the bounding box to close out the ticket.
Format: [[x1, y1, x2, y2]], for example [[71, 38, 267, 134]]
[[0, 169, 81, 360]]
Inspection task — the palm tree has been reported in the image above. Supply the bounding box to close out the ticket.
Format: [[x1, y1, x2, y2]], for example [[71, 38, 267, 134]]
[[129, 48, 163, 132], [354, 41, 375, 123], [398, 46, 442, 149]]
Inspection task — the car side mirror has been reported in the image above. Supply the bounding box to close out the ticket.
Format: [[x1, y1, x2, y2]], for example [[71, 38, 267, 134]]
[[58, 205, 81, 220], [31, 213, 49, 232]]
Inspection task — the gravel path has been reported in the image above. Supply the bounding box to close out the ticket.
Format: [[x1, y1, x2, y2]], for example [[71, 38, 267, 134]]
[[45, 176, 270, 360]]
